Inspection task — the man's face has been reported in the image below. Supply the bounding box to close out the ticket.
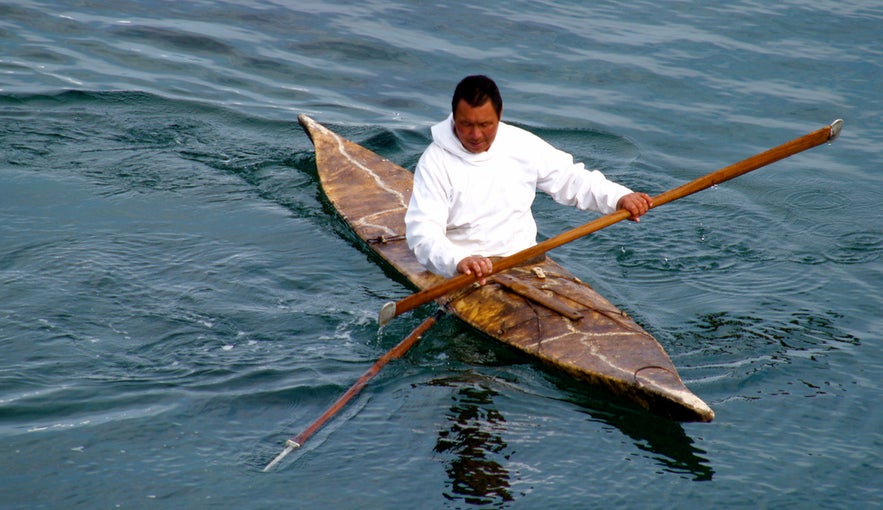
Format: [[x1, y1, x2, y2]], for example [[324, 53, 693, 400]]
[[453, 99, 500, 153]]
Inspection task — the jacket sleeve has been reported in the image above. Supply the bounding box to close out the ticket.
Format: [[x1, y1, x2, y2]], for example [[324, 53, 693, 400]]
[[405, 148, 470, 278], [532, 136, 632, 214]]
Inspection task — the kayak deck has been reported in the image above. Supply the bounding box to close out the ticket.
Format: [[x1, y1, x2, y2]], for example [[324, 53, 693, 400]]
[[299, 114, 713, 422]]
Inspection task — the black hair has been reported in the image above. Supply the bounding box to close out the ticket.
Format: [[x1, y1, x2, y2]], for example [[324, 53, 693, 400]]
[[451, 75, 502, 117]]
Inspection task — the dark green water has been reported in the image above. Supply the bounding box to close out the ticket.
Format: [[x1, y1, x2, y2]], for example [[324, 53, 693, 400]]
[[1, 1, 881, 508]]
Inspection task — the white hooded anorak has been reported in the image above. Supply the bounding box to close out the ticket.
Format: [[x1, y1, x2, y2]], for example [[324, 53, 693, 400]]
[[405, 114, 632, 278]]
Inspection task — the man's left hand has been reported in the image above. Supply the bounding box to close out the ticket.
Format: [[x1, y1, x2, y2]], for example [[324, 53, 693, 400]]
[[617, 193, 653, 222]]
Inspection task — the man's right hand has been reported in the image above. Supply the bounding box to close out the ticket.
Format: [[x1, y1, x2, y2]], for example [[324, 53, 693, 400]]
[[457, 255, 493, 285]]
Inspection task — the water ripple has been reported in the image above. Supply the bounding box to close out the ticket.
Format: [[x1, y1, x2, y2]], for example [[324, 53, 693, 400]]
[[825, 231, 883, 265], [668, 308, 861, 393], [683, 260, 831, 297]]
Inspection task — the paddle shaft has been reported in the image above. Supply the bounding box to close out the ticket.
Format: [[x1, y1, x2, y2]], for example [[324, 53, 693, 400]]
[[263, 311, 440, 471], [380, 120, 842, 325]]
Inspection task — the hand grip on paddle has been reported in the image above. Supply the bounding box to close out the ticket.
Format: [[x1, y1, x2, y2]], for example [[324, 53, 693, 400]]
[[378, 119, 843, 326]]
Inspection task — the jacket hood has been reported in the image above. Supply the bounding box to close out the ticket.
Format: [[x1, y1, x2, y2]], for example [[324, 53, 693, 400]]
[[430, 113, 499, 164]]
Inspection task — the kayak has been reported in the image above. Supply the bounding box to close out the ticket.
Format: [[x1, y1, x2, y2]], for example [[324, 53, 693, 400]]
[[298, 114, 714, 422]]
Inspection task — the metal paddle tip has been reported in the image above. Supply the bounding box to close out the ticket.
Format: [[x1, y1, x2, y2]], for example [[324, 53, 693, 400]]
[[378, 301, 397, 326], [829, 119, 844, 142], [262, 440, 301, 472]]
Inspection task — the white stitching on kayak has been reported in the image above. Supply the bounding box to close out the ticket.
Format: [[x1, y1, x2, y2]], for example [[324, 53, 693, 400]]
[[336, 136, 408, 207], [335, 135, 407, 237]]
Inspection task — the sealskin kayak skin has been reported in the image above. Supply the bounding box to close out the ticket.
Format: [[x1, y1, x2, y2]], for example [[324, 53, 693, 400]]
[[299, 114, 714, 422]]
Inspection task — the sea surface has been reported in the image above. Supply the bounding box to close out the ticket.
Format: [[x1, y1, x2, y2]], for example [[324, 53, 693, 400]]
[[1, 1, 881, 508]]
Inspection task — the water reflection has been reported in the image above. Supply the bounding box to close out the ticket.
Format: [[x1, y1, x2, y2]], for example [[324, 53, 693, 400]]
[[426, 371, 715, 507], [431, 379, 514, 506], [550, 377, 715, 482], [580, 398, 714, 481]]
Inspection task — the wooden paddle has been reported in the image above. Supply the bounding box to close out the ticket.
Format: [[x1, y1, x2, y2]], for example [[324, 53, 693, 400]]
[[263, 310, 442, 471], [378, 119, 843, 326]]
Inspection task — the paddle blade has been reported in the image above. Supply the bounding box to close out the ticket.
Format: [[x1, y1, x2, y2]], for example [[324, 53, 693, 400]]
[[378, 301, 397, 326]]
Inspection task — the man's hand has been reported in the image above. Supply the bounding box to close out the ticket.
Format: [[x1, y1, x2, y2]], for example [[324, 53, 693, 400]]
[[617, 192, 653, 222], [457, 255, 493, 285]]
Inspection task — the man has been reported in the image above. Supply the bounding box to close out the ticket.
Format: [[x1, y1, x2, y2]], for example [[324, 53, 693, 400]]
[[405, 75, 651, 284]]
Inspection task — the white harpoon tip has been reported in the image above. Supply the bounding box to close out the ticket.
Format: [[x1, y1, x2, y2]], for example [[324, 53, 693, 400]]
[[262, 440, 301, 472]]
